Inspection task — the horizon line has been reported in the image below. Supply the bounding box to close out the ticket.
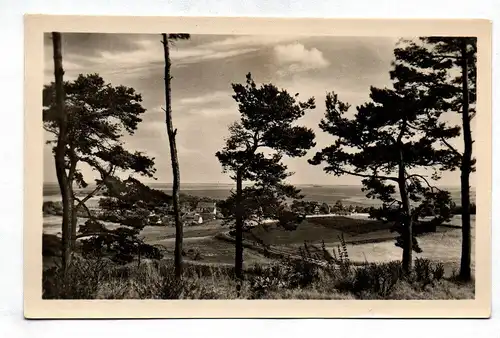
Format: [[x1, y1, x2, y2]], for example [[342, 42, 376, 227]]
[[43, 181, 470, 188]]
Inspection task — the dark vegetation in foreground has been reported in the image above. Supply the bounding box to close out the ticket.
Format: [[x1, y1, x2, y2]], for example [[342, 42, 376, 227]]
[[43, 236, 474, 300]]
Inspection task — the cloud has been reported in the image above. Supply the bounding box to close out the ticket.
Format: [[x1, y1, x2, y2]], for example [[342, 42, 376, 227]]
[[44, 36, 260, 84], [174, 48, 259, 66], [273, 43, 329, 76], [185, 107, 238, 119], [179, 91, 232, 105], [133, 38, 258, 65], [198, 35, 299, 50], [44, 33, 146, 58]]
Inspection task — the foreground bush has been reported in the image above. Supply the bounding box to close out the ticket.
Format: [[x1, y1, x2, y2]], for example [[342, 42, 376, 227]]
[[42, 253, 473, 300], [43, 257, 246, 299]]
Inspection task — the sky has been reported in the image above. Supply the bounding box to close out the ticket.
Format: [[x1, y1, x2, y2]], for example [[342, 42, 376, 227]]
[[43, 33, 476, 187]]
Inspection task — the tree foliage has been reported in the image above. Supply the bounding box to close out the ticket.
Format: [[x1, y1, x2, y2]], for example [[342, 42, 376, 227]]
[[309, 58, 459, 270], [77, 177, 169, 264], [391, 37, 476, 280], [216, 73, 316, 277], [217, 183, 305, 231], [43, 73, 163, 263], [290, 200, 320, 215], [43, 74, 155, 186]]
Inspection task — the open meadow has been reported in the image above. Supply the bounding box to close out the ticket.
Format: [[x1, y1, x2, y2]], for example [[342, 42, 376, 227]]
[[43, 211, 475, 300]]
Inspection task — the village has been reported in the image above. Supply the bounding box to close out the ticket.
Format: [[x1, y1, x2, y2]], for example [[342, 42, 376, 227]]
[[148, 200, 220, 226], [43, 195, 368, 229], [148, 198, 367, 227]]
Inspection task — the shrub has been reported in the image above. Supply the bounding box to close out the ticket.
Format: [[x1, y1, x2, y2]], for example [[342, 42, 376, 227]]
[[42, 201, 63, 215], [247, 247, 322, 299], [42, 234, 62, 257], [331, 235, 351, 275], [286, 257, 320, 288], [353, 261, 403, 298], [412, 258, 445, 287], [249, 274, 287, 299], [79, 226, 164, 265], [156, 262, 226, 299], [331, 258, 448, 299], [43, 255, 110, 299]]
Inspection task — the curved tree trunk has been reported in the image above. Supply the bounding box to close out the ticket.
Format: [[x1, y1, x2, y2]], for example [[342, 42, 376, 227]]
[[162, 33, 183, 279], [52, 32, 72, 274], [459, 40, 472, 281]]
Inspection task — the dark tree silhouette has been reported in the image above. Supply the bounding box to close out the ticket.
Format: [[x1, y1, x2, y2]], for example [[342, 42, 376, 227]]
[[309, 65, 459, 272], [216, 73, 316, 279], [392, 37, 476, 281], [77, 177, 169, 265], [43, 74, 155, 253], [50, 32, 72, 274], [290, 200, 319, 215], [160, 33, 190, 278]]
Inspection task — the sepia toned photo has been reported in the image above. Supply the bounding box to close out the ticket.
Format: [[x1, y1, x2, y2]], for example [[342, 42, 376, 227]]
[[24, 16, 491, 318]]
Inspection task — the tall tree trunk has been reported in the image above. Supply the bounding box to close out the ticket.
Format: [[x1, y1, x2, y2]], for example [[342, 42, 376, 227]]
[[71, 203, 77, 248], [398, 168, 413, 273], [162, 33, 183, 279], [68, 149, 78, 249], [235, 169, 244, 279], [459, 40, 472, 281], [397, 119, 412, 273], [234, 170, 243, 279], [52, 32, 72, 274]]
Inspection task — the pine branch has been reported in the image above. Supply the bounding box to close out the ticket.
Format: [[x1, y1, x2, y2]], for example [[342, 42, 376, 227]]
[[405, 174, 442, 192], [74, 176, 109, 210], [338, 168, 399, 182], [440, 137, 462, 159], [74, 196, 96, 220]]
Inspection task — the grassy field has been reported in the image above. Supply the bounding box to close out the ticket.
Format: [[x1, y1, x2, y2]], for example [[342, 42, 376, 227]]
[[145, 215, 474, 275], [245, 216, 397, 246], [44, 214, 474, 271], [43, 213, 475, 299]]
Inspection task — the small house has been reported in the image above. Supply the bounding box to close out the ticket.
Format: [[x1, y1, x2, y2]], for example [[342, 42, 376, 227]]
[[147, 212, 162, 225], [196, 202, 217, 216], [199, 212, 216, 222], [183, 212, 204, 225]]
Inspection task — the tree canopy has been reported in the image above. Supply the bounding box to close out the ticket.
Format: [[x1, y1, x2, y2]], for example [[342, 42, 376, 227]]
[[216, 73, 317, 277], [43, 73, 167, 263], [43, 73, 155, 187], [309, 59, 459, 270]]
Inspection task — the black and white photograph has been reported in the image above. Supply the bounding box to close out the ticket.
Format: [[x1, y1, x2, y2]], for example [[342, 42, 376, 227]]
[[24, 16, 492, 318]]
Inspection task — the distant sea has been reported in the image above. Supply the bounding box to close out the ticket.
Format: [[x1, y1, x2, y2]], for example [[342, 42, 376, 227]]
[[43, 182, 475, 207]]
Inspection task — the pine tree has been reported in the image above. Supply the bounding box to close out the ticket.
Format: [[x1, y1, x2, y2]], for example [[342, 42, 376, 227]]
[[216, 73, 316, 279], [50, 32, 72, 274], [393, 37, 476, 280], [43, 73, 155, 262], [310, 62, 459, 272], [160, 33, 190, 278], [78, 177, 169, 265]]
